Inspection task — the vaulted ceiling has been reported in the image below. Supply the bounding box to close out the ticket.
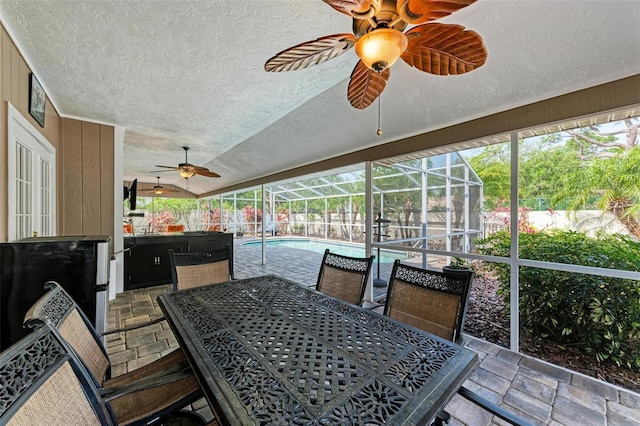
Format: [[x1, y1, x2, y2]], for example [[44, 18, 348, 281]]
[[0, 0, 638, 195]]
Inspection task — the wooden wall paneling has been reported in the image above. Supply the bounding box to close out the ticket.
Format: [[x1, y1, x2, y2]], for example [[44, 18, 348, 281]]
[[81, 122, 101, 235], [9, 43, 18, 105], [62, 118, 83, 234], [42, 91, 59, 146], [99, 125, 114, 238], [57, 124, 64, 235], [19, 60, 28, 114]]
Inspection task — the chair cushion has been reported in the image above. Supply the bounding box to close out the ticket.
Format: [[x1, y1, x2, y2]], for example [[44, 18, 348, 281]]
[[7, 361, 102, 426], [318, 266, 364, 305], [59, 308, 110, 384], [176, 261, 230, 290], [387, 280, 461, 341]]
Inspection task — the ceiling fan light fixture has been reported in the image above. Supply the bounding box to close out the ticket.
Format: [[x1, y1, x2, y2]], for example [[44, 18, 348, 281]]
[[355, 28, 408, 72], [154, 188, 164, 195], [179, 170, 195, 179]]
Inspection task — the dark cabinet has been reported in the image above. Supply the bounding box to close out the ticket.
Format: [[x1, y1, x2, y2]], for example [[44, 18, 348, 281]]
[[124, 232, 233, 290], [0, 236, 111, 351], [126, 241, 175, 287]]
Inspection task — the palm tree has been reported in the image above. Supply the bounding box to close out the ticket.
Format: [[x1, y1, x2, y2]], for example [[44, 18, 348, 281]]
[[554, 146, 640, 239]]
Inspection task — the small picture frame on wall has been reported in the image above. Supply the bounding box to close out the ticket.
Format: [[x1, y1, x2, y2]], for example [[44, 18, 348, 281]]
[[29, 73, 46, 127]]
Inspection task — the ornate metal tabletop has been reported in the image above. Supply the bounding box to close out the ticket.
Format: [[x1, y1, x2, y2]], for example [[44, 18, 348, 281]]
[[158, 275, 478, 425]]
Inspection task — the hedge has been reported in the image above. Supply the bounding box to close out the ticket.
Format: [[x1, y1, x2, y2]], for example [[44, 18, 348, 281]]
[[475, 230, 640, 369]]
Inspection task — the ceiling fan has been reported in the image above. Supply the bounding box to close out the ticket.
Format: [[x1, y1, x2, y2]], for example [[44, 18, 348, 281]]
[[265, 0, 487, 110], [139, 177, 180, 196], [154, 146, 220, 179]]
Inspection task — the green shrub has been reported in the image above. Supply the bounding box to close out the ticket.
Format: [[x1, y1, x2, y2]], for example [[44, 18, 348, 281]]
[[475, 230, 640, 369]]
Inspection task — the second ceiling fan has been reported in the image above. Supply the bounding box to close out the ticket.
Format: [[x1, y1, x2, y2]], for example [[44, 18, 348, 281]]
[[139, 177, 180, 196], [154, 146, 220, 179]]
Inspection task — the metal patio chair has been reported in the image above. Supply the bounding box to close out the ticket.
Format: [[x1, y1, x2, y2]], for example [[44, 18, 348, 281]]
[[1, 322, 207, 425], [0, 323, 113, 425], [23, 281, 205, 425], [384, 260, 473, 342], [385, 260, 533, 426], [316, 249, 375, 306]]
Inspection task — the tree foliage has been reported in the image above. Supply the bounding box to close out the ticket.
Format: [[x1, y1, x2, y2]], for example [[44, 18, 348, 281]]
[[552, 120, 640, 238], [469, 118, 640, 237]]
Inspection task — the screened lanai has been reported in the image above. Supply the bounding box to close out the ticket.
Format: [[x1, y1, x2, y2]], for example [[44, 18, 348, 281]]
[[195, 152, 483, 269]]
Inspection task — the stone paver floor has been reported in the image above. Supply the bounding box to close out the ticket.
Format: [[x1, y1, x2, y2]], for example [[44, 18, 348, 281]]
[[106, 242, 640, 425]]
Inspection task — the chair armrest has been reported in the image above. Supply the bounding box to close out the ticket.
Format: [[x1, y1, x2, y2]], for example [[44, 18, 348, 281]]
[[101, 368, 193, 401], [457, 386, 535, 426], [100, 316, 165, 336]]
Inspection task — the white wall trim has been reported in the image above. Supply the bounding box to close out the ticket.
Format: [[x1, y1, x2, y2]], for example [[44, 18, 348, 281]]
[[112, 125, 125, 298]]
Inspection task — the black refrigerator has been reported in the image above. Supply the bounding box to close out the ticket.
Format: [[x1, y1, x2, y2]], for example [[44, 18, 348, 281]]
[[0, 236, 111, 351]]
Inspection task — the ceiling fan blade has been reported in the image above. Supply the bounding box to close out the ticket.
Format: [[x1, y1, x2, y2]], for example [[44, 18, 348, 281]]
[[323, 0, 380, 19], [154, 165, 181, 170], [397, 0, 478, 25], [191, 165, 210, 171], [265, 34, 356, 72], [194, 169, 221, 178], [401, 23, 487, 75], [139, 188, 180, 194], [347, 61, 390, 110], [139, 187, 179, 192]]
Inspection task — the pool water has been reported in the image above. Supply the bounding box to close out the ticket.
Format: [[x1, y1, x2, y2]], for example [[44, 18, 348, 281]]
[[243, 239, 407, 263]]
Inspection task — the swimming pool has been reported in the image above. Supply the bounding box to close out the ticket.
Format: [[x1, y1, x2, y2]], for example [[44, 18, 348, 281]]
[[243, 239, 407, 263]]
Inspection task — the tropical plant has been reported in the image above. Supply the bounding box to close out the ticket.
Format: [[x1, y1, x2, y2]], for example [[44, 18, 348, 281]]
[[447, 256, 471, 269], [476, 230, 640, 369], [553, 146, 640, 238], [242, 205, 262, 224], [152, 198, 198, 224], [149, 210, 175, 233]]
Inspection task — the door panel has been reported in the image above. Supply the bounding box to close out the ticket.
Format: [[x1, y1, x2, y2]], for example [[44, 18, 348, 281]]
[[8, 103, 56, 240], [7, 104, 56, 240]]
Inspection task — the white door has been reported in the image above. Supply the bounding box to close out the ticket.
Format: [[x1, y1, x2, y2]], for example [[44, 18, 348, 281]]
[[7, 103, 56, 240]]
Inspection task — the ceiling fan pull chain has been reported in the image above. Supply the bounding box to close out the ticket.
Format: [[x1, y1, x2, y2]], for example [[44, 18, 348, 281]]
[[377, 71, 382, 136]]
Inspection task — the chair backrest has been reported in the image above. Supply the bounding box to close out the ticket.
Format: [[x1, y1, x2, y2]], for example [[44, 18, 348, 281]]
[[169, 245, 233, 291], [0, 323, 114, 425], [316, 249, 375, 306], [384, 260, 473, 343], [23, 281, 112, 386]]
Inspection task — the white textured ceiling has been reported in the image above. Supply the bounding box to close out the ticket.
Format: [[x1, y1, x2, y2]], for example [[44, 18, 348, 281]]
[[1, 0, 639, 195]]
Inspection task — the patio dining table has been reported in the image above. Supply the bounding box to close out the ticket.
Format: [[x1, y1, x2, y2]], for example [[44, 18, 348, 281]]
[[158, 275, 479, 425]]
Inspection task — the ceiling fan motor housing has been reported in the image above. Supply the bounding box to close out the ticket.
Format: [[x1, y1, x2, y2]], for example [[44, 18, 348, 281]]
[[352, 0, 408, 37]]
